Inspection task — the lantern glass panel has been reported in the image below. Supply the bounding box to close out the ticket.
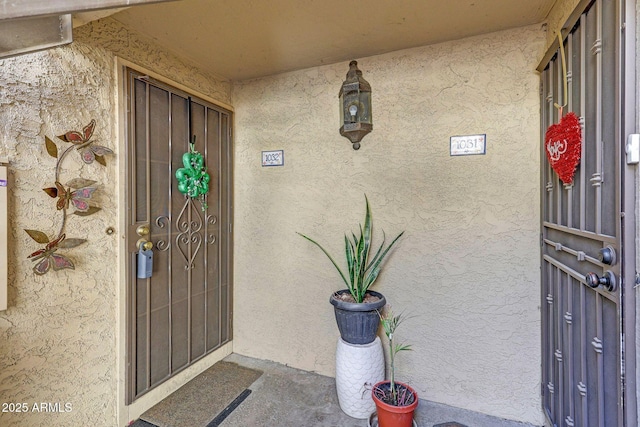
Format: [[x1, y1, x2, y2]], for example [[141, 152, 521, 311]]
[[358, 91, 371, 124], [342, 91, 360, 124], [339, 91, 345, 126]]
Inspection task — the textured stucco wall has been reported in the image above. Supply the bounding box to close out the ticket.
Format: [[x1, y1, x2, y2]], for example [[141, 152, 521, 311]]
[[233, 25, 546, 424], [0, 18, 230, 427]]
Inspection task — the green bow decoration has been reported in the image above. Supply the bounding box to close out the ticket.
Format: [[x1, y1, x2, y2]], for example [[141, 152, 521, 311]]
[[175, 137, 210, 211]]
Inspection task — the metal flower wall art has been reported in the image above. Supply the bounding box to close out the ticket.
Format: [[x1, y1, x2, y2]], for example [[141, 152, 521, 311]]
[[26, 233, 81, 275], [56, 119, 113, 165], [44, 179, 98, 214], [24, 119, 111, 275]]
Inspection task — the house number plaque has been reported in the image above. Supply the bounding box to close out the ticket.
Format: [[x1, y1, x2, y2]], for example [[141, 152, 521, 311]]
[[262, 150, 284, 167], [450, 134, 486, 156]]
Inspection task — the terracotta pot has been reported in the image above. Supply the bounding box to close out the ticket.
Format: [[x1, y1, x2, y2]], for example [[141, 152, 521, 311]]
[[372, 381, 418, 427]]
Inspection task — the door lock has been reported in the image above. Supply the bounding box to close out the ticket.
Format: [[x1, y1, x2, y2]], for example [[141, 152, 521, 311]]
[[136, 224, 150, 236], [598, 246, 616, 265], [137, 241, 153, 279], [585, 271, 617, 292], [135, 223, 153, 278]]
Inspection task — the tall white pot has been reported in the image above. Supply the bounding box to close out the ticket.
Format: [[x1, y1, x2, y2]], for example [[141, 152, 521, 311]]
[[335, 336, 385, 419]]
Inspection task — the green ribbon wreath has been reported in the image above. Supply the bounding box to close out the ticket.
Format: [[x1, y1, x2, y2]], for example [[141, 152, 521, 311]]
[[175, 136, 210, 211]]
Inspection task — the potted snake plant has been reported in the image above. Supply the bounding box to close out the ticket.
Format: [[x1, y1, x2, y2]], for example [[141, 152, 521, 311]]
[[297, 195, 404, 345], [371, 310, 418, 427]]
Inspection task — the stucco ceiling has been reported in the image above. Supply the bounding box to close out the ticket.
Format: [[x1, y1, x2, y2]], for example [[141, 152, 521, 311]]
[[107, 0, 557, 81]]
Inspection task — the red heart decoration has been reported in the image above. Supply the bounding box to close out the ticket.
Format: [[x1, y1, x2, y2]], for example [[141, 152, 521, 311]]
[[544, 112, 582, 185]]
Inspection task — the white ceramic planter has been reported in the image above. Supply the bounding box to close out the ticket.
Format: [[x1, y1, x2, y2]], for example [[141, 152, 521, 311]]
[[335, 336, 385, 419]]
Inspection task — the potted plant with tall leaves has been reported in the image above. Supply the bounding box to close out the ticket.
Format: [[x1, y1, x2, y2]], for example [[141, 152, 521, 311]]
[[371, 310, 418, 427], [297, 195, 404, 345]]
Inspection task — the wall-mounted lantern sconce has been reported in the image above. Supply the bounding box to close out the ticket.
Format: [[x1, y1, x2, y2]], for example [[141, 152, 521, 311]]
[[339, 60, 372, 150]]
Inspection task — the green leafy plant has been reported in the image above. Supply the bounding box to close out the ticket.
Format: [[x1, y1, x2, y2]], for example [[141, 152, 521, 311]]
[[297, 195, 404, 303], [374, 308, 414, 406], [381, 309, 412, 404]]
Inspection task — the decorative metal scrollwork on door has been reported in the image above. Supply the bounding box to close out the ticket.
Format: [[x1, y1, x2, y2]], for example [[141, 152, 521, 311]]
[[205, 214, 217, 245], [155, 215, 171, 251], [174, 196, 219, 270]]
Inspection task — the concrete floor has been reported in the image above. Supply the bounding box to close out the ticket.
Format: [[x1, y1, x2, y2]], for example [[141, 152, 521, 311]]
[[219, 353, 541, 427]]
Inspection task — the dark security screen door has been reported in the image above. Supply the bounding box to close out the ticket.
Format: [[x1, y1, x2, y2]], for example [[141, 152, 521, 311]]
[[124, 68, 233, 402], [539, 0, 636, 426]]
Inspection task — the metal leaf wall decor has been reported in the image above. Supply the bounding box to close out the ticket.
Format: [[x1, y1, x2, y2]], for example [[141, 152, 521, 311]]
[[24, 119, 112, 275]]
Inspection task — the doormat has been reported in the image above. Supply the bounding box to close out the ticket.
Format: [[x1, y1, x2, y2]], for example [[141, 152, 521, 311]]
[[433, 423, 468, 427], [140, 361, 263, 427]]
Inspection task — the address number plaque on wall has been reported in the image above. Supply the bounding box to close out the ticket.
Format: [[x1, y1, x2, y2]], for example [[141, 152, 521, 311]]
[[262, 150, 284, 167], [450, 134, 486, 156]]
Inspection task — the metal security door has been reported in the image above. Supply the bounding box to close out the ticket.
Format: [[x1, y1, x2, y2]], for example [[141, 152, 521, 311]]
[[124, 68, 233, 402], [539, 0, 636, 426]]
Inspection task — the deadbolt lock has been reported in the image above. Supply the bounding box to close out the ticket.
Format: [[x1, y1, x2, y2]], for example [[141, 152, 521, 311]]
[[136, 225, 150, 236], [598, 246, 616, 265]]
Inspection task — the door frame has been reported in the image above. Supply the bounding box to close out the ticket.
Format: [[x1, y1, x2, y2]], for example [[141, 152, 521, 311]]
[[115, 57, 234, 427], [620, 0, 637, 424], [537, 0, 636, 424]]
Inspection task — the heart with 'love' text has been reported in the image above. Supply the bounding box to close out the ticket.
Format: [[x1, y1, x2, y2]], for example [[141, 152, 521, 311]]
[[544, 112, 582, 185]]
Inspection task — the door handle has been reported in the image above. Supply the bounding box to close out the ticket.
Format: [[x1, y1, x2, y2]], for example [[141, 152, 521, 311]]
[[137, 239, 153, 251], [585, 271, 617, 292]]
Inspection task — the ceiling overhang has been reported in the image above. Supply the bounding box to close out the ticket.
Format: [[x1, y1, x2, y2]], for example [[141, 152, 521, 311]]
[[1, 0, 558, 81], [0, 0, 175, 59], [110, 0, 557, 81]]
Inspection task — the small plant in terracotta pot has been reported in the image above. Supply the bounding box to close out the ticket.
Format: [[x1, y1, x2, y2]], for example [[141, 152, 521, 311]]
[[372, 309, 418, 427], [297, 195, 404, 345]]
